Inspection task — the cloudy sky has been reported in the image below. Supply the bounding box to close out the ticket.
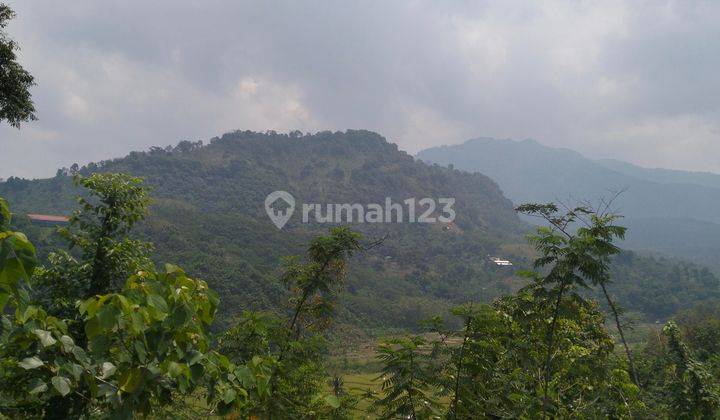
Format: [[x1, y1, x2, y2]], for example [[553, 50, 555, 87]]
[[2, 0, 719, 179]]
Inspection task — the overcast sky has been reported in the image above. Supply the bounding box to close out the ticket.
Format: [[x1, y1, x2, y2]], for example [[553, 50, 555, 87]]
[[2, 0, 719, 179]]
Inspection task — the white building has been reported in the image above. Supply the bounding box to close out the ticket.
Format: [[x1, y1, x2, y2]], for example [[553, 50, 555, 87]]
[[489, 257, 513, 266]]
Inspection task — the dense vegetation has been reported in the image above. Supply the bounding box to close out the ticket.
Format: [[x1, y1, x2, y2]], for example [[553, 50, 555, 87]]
[[2, 176, 719, 418], [2, 4, 719, 417], [2, 131, 720, 334], [0, 175, 367, 417], [1, 130, 528, 333]]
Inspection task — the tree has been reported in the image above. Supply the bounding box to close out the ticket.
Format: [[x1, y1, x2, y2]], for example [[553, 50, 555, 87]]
[[422, 288, 644, 418], [34, 173, 153, 319], [0, 181, 264, 418], [373, 336, 441, 419], [662, 321, 720, 418], [516, 202, 639, 411], [282, 227, 363, 339], [0, 3, 36, 128], [219, 227, 365, 418], [0, 263, 234, 418]]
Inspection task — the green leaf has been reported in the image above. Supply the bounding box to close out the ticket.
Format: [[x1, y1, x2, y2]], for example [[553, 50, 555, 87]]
[[119, 368, 144, 393], [19, 356, 44, 370], [186, 350, 203, 366], [51, 376, 71, 396], [235, 365, 254, 387], [72, 346, 89, 365], [60, 335, 75, 352], [115, 294, 131, 313], [0, 232, 37, 284], [88, 335, 111, 355], [167, 361, 189, 379], [134, 341, 147, 364], [101, 362, 117, 379], [222, 388, 236, 404], [0, 197, 11, 228], [97, 305, 119, 330], [85, 295, 110, 317], [85, 316, 101, 338], [34, 329, 57, 347], [70, 363, 84, 381], [16, 305, 38, 323], [28, 378, 48, 395], [147, 293, 168, 316]]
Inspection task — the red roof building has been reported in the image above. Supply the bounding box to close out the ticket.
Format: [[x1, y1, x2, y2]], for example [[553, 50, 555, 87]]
[[27, 213, 70, 226]]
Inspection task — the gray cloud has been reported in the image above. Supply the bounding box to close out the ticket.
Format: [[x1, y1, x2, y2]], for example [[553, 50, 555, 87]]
[[1, 0, 719, 179]]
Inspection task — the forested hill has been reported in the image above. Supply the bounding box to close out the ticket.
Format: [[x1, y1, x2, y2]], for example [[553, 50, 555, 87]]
[[417, 137, 720, 269], [1, 130, 529, 332], [1, 130, 718, 332]]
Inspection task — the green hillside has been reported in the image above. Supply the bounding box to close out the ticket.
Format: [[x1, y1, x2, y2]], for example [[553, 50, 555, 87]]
[[2, 131, 718, 331]]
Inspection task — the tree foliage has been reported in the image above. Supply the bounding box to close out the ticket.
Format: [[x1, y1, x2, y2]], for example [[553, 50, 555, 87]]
[[373, 336, 441, 419], [1, 170, 720, 418], [0, 3, 36, 128]]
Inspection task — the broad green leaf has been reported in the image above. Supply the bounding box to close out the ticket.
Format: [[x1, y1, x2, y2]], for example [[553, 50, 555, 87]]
[[186, 350, 203, 366], [147, 293, 168, 314], [0, 232, 37, 285], [222, 388, 236, 404], [60, 335, 75, 352], [85, 295, 110, 317], [85, 316, 101, 338], [70, 363, 84, 381], [167, 306, 190, 328], [116, 294, 132, 313], [72, 346, 89, 365], [101, 362, 117, 379], [0, 197, 10, 228], [28, 378, 48, 395], [16, 305, 38, 323], [88, 335, 111, 355], [235, 365, 254, 387], [134, 341, 147, 364], [167, 361, 189, 379], [97, 305, 120, 330], [52, 376, 71, 396], [19, 356, 44, 370], [34, 329, 57, 347], [97, 383, 116, 398], [119, 368, 144, 393]]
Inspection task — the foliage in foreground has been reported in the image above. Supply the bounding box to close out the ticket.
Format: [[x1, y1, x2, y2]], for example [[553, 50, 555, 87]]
[[370, 204, 720, 419], [1, 176, 720, 419], [0, 174, 356, 418]]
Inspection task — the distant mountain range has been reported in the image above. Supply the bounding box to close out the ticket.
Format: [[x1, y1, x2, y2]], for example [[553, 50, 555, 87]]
[[417, 138, 720, 269]]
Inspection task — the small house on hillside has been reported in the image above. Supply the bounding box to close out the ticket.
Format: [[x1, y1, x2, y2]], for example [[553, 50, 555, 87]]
[[489, 257, 513, 266], [27, 213, 69, 227]]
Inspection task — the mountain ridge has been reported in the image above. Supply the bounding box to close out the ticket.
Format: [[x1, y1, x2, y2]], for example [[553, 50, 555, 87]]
[[417, 136, 720, 269], [2, 130, 718, 331]]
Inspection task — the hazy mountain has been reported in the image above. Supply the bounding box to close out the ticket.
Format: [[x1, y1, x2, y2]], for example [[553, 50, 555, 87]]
[[596, 158, 720, 190], [2, 131, 718, 331], [417, 137, 720, 269]]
